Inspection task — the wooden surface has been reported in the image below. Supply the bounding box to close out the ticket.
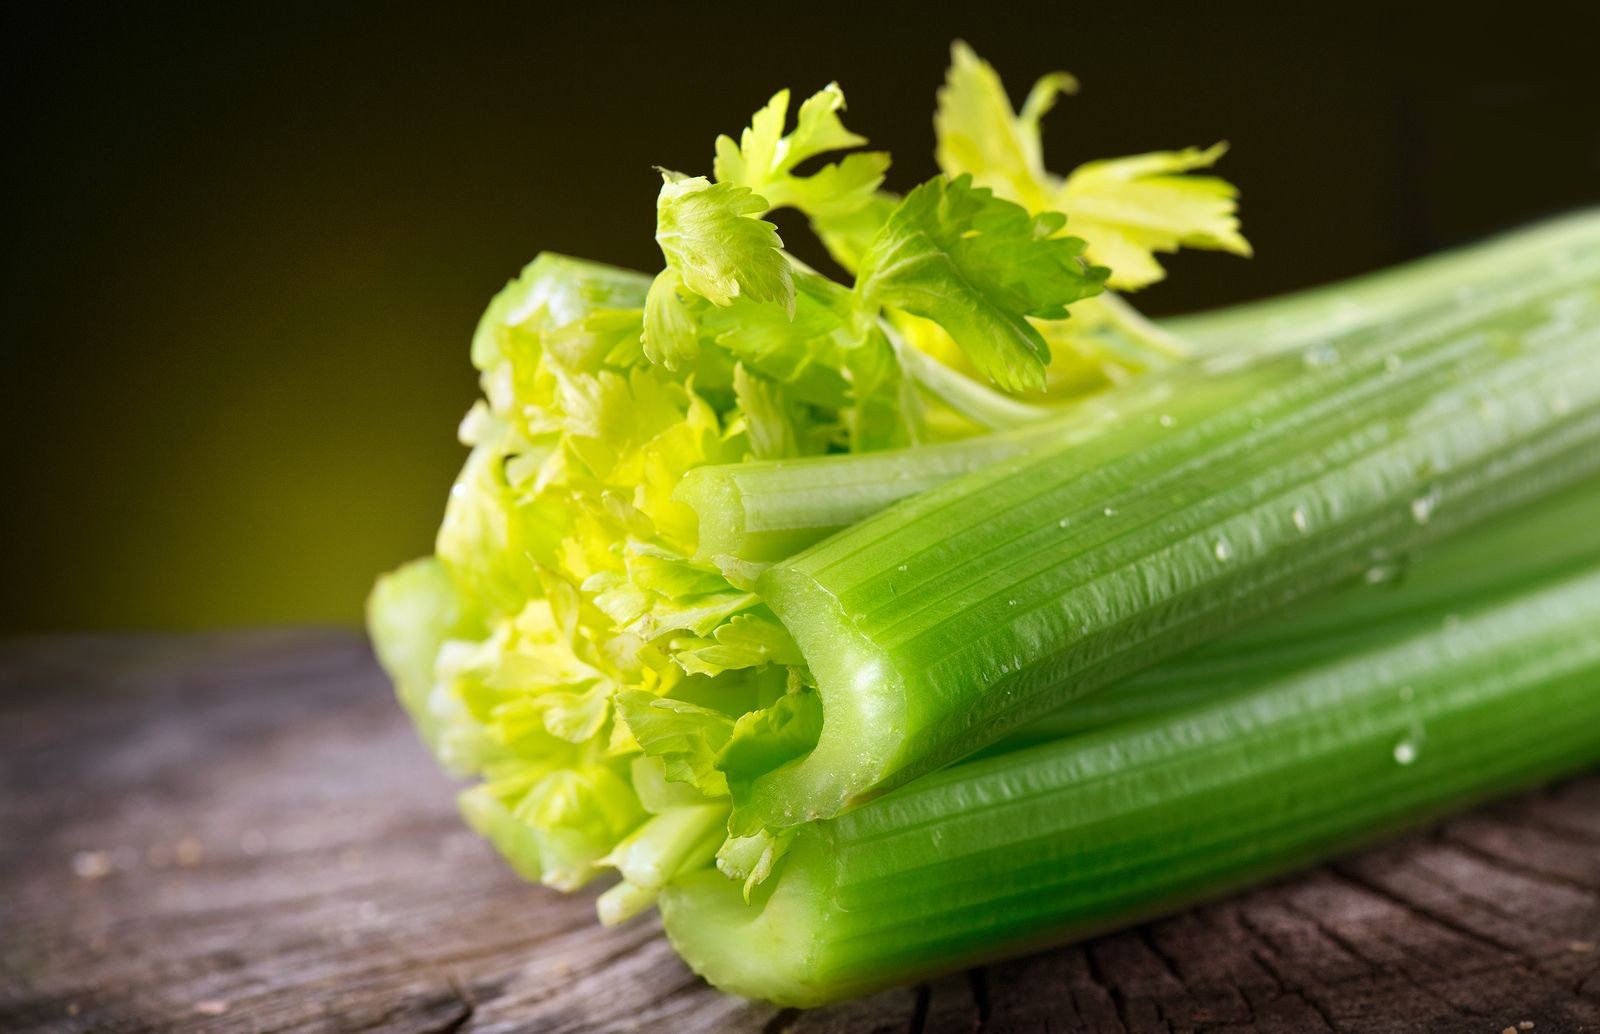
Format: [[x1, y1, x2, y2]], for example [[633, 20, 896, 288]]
[[1, 632, 1596, 1034]]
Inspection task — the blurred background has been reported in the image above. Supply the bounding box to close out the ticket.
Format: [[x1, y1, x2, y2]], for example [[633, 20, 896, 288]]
[[6, 4, 1598, 632]]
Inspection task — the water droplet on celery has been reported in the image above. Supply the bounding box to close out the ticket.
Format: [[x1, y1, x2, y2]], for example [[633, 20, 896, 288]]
[[1008, 598, 1018, 606], [897, 563, 908, 572], [1291, 507, 1310, 534], [1364, 549, 1405, 585], [1410, 487, 1439, 525], [1103, 506, 1119, 517], [1057, 517, 1071, 528], [1392, 715, 1426, 765], [1213, 539, 1234, 562], [1302, 344, 1341, 368], [1158, 414, 1176, 428]]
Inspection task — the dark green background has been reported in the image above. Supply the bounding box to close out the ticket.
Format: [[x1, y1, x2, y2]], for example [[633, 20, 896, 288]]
[[7, 5, 1598, 631]]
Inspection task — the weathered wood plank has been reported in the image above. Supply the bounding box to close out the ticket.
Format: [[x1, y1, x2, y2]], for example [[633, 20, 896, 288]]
[[0, 632, 1595, 1034]]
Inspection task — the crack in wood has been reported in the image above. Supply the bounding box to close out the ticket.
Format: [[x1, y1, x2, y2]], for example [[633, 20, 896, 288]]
[[423, 972, 476, 1034], [1330, 864, 1541, 968], [1280, 892, 1482, 1021], [1506, 811, 1600, 848], [421, 1008, 474, 1034], [761, 1007, 801, 1034], [1233, 906, 1340, 1033], [1433, 827, 1600, 899], [967, 967, 990, 1032], [1082, 944, 1135, 1034], [907, 983, 931, 1034]]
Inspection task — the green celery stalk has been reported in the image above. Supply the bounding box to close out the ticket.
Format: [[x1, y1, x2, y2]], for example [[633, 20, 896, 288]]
[[990, 473, 1600, 747], [681, 430, 1038, 564], [679, 211, 1600, 563], [661, 542, 1600, 1005], [1168, 209, 1600, 352], [731, 230, 1600, 833]]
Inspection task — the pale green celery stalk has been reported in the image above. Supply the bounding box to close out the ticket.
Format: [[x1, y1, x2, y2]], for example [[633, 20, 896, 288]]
[[892, 339, 1056, 429], [1168, 209, 1600, 353], [682, 430, 1037, 564], [679, 211, 1600, 562], [735, 243, 1600, 832], [987, 473, 1600, 748], [661, 559, 1600, 1006]]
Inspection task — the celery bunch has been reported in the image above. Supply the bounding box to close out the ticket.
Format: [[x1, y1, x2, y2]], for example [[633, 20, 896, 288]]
[[369, 41, 1600, 1005]]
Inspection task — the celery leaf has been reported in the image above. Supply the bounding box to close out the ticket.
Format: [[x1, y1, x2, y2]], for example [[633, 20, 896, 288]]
[[1060, 144, 1252, 288], [713, 83, 889, 220], [855, 175, 1107, 392], [935, 41, 1248, 290], [652, 173, 794, 317]]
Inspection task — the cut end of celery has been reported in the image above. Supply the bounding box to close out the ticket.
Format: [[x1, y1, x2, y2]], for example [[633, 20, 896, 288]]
[[597, 878, 659, 927], [659, 834, 836, 1007], [733, 565, 909, 833], [675, 467, 750, 562], [677, 465, 844, 564]]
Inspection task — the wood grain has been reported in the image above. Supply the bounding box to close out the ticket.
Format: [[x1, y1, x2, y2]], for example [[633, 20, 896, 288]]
[[0, 632, 1595, 1034]]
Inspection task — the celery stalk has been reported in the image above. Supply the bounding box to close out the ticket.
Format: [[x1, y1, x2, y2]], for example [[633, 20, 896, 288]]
[[1170, 209, 1600, 352], [679, 211, 1600, 563], [680, 430, 1038, 564], [662, 552, 1600, 1005], [991, 473, 1600, 748], [733, 237, 1600, 832]]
